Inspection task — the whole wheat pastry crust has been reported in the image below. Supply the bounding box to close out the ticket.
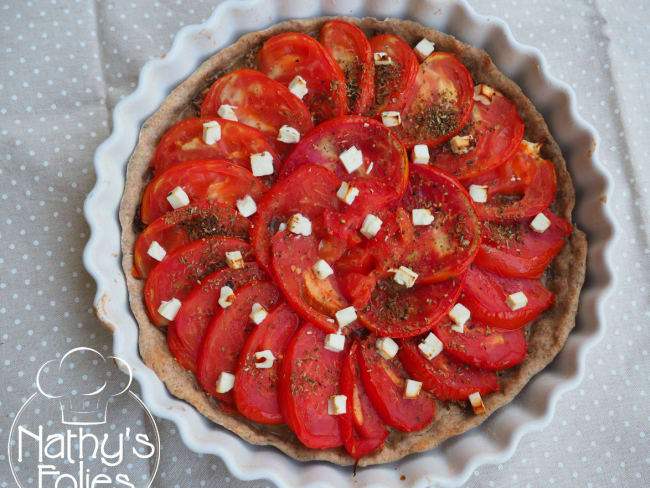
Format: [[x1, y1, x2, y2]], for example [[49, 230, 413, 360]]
[[116, 16, 587, 466]]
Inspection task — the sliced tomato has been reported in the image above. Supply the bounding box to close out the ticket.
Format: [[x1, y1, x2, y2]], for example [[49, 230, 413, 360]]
[[144, 236, 253, 326], [398, 339, 499, 402], [334, 246, 375, 276], [196, 281, 282, 405], [463, 141, 557, 221], [338, 271, 377, 310], [234, 303, 300, 424], [432, 317, 527, 370], [462, 266, 554, 330], [133, 200, 250, 278], [150, 117, 282, 179], [278, 323, 347, 449], [362, 206, 415, 272], [395, 52, 474, 148], [358, 335, 435, 432], [368, 34, 419, 116], [359, 273, 465, 338], [475, 210, 572, 279], [256, 33, 348, 124], [429, 90, 524, 179], [320, 20, 375, 115], [200, 69, 314, 159], [167, 263, 267, 372], [139, 160, 267, 225]]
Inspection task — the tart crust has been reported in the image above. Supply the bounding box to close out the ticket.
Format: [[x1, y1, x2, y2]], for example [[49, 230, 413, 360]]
[[117, 16, 587, 466]]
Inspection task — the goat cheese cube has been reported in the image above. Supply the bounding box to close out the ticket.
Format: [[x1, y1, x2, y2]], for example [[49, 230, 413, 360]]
[[324, 333, 346, 352], [473, 84, 496, 105], [506, 291, 528, 311], [418, 332, 443, 360], [312, 259, 334, 280], [166, 186, 190, 209], [289, 75, 308, 99], [202, 120, 221, 144], [381, 111, 401, 127], [277, 222, 287, 233], [277, 124, 301, 143], [530, 212, 551, 233], [217, 104, 238, 121], [404, 379, 422, 399], [522, 140, 542, 157], [335, 306, 357, 328], [412, 208, 435, 226], [339, 146, 364, 174], [414, 38, 435, 60], [448, 303, 471, 333], [469, 391, 486, 415], [376, 337, 399, 360], [287, 213, 312, 236], [249, 302, 268, 325], [216, 371, 235, 393], [412, 144, 430, 165], [393, 266, 418, 288], [225, 250, 244, 270], [336, 181, 360, 205], [157, 297, 182, 321], [328, 394, 347, 415], [236, 194, 257, 217], [450, 134, 474, 155], [373, 52, 392, 65], [360, 214, 382, 239], [254, 350, 276, 369], [147, 240, 167, 262], [218, 285, 235, 309], [469, 184, 488, 203], [250, 151, 274, 177]]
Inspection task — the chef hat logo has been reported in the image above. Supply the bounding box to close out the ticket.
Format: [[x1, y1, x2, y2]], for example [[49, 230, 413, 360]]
[[36, 347, 133, 425]]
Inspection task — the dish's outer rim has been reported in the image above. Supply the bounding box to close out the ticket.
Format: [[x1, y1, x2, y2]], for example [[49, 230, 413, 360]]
[[82, 1, 617, 487]]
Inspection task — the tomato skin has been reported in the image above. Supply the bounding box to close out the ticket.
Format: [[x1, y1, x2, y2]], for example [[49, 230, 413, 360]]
[[196, 281, 282, 405], [144, 236, 253, 326], [133, 200, 250, 278], [257, 33, 348, 124], [338, 271, 377, 310], [278, 323, 347, 449], [150, 117, 282, 178], [462, 266, 554, 330], [166, 263, 267, 372], [234, 303, 300, 424], [475, 210, 572, 279], [139, 160, 267, 225], [358, 335, 436, 432], [320, 20, 375, 116], [398, 339, 499, 402]]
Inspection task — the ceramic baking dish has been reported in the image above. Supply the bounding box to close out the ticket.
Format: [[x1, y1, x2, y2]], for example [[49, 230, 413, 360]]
[[83, 0, 616, 486]]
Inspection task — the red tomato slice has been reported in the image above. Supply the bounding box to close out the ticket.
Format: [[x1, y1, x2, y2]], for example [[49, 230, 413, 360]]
[[362, 206, 415, 272], [429, 90, 524, 179], [368, 34, 419, 116], [359, 273, 465, 338], [167, 263, 267, 372], [475, 210, 572, 279], [256, 33, 348, 124], [280, 116, 409, 198], [358, 335, 435, 432], [463, 141, 557, 221], [150, 117, 282, 179], [196, 281, 282, 405], [398, 339, 499, 402], [200, 69, 314, 159], [271, 231, 350, 334], [144, 236, 253, 326], [338, 271, 377, 310], [139, 160, 267, 225], [432, 317, 527, 370], [395, 52, 474, 149], [278, 323, 347, 449], [234, 303, 300, 424], [133, 200, 250, 278], [320, 20, 375, 116], [462, 266, 554, 330]]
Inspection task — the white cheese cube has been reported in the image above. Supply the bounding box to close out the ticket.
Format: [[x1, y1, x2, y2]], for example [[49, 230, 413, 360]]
[[287, 213, 312, 236], [450, 134, 474, 155], [146, 240, 167, 262], [412, 208, 435, 226], [216, 371, 235, 393], [448, 303, 471, 333], [373, 52, 392, 65], [277, 222, 287, 233], [249, 302, 268, 325], [236, 194, 257, 217], [393, 266, 418, 288], [473, 84, 495, 105], [469, 391, 486, 415], [166, 186, 190, 209], [217, 104, 238, 121], [324, 333, 346, 352], [506, 291, 528, 311], [412, 144, 430, 165], [277, 124, 301, 143], [218, 285, 235, 309], [360, 214, 383, 239], [414, 38, 435, 61], [335, 306, 357, 328], [404, 379, 422, 399], [254, 350, 276, 369], [469, 184, 488, 203], [202, 120, 221, 145], [250, 151, 275, 177], [418, 332, 443, 360], [522, 140, 542, 157], [336, 181, 360, 205], [157, 297, 182, 321], [376, 337, 399, 360], [312, 259, 334, 280], [381, 111, 401, 127], [288, 75, 308, 99], [225, 250, 244, 270], [339, 146, 364, 174], [530, 212, 551, 233], [328, 394, 347, 415]]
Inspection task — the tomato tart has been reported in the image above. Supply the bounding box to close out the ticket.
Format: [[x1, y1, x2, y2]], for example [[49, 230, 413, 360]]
[[119, 17, 587, 466]]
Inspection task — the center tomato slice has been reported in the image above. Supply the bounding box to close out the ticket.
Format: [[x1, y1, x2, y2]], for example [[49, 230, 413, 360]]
[[256, 33, 348, 125], [278, 323, 348, 449], [143, 236, 253, 326], [234, 303, 300, 424], [139, 160, 267, 225], [196, 281, 282, 405], [358, 335, 436, 432]]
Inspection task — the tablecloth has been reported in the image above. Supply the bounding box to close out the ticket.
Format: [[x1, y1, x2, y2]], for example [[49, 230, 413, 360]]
[[0, 0, 648, 486]]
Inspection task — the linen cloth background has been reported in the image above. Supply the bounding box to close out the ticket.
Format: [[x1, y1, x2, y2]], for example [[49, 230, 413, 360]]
[[0, 0, 648, 486]]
